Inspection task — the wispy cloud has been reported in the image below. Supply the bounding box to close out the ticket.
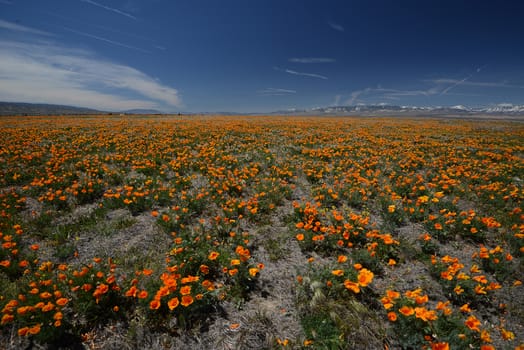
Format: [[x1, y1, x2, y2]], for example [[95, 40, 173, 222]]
[[440, 75, 473, 95], [344, 66, 524, 105], [385, 87, 441, 98], [44, 11, 166, 51], [429, 78, 524, 89], [285, 69, 328, 80], [438, 66, 488, 94], [0, 19, 53, 36], [0, 0, 13, 5], [0, 39, 182, 111], [345, 86, 441, 105], [289, 57, 335, 64], [347, 89, 368, 104], [80, 0, 137, 20], [276, 67, 328, 80], [61, 26, 150, 53], [328, 21, 344, 32], [258, 88, 296, 96]]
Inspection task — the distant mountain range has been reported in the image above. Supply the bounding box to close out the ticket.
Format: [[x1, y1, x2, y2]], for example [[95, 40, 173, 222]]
[[0, 102, 104, 116], [274, 103, 524, 116], [121, 109, 163, 114], [0, 102, 165, 116], [1, 101, 524, 117]]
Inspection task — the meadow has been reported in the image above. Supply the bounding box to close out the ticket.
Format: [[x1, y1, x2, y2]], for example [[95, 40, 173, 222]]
[[0, 115, 522, 349]]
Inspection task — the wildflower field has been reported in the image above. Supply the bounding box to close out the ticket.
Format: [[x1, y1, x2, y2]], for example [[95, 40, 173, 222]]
[[0, 115, 522, 349]]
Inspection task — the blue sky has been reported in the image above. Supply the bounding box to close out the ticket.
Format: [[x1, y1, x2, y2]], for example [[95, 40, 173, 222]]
[[1, 0, 523, 113]]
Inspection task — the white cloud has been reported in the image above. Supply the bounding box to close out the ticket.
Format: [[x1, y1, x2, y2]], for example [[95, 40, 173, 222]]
[[258, 88, 296, 96], [328, 21, 344, 32], [61, 26, 151, 53], [277, 67, 328, 80], [436, 66, 491, 95], [289, 57, 335, 63], [80, 0, 137, 20], [0, 40, 182, 111], [345, 86, 441, 105], [0, 19, 53, 36], [429, 78, 524, 89], [439, 74, 474, 95], [346, 89, 368, 104]]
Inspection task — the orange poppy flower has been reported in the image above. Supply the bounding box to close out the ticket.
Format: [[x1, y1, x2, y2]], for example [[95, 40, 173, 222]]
[[208, 251, 219, 260], [387, 312, 397, 322], [181, 295, 194, 307], [1, 314, 14, 325], [180, 286, 191, 296], [398, 306, 415, 317], [464, 315, 481, 332], [337, 255, 348, 263], [28, 324, 41, 335], [167, 297, 179, 310], [331, 269, 344, 277], [149, 299, 161, 310], [18, 327, 30, 336], [357, 268, 374, 287], [343, 280, 360, 293], [431, 342, 449, 350], [56, 298, 68, 306]]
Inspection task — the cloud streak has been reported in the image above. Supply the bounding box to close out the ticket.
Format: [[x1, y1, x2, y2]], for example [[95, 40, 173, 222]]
[[438, 66, 489, 95], [0, 39, 182, 111], [429, 78, 524, 89], [0, 19, 53, 36], [289, 57, 335, 63], [285, 69, 328, 80], [258, 88, 296, 96], [346, 86, 442, 105], [328, 21, 344, 32], [61, 26, 151, 53], [80, 0, 137, 20], [440, 74, 473, 95], [343, 65, 524, 105], [276, 67, 328, 80]]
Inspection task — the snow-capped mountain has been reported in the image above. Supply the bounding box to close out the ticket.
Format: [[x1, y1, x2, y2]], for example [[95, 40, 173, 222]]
[[479, 103, 524, 113], [283, 104, 524, 116]]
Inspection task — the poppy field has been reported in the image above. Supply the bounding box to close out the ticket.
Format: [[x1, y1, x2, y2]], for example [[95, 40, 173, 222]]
[[0, 115, 522, 349]]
